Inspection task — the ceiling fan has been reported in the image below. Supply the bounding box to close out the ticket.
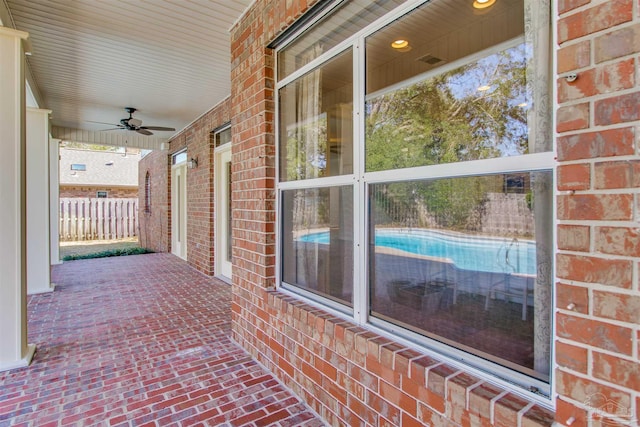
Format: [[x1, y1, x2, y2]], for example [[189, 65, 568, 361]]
[[92, 107, 176, 136]]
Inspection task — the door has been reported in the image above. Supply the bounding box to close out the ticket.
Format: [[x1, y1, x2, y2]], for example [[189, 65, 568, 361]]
[[215, 145, 232, 278], [171, 161, 187, 260]]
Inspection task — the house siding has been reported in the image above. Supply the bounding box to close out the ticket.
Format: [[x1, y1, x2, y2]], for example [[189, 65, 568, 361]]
[[61, 186, 137, 199]]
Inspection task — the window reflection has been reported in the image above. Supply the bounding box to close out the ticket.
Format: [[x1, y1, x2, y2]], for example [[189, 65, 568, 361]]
[[279, 49, 353, 181], [366, 43, 532, 172], [282, 187, 354, 306], [369, 172, 552, 380]]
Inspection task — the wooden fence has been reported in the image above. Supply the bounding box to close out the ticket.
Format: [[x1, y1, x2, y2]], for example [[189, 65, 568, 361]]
[[60, 198, 138, 241]]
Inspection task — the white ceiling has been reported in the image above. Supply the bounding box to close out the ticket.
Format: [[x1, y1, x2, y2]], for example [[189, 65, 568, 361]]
[[3, 0, 252, 142]]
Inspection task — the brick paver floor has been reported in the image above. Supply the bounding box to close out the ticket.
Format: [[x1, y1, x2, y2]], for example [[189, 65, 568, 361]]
[[0, 253, 324, 427]]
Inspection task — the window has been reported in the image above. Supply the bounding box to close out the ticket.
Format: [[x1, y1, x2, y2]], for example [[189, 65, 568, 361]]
[[71, 163, 86, 171], [144, 172, 151, 213], [96, 191, 108, 198], [214, 124, 231, 147], [172, 151, 187, 165], [277, 0, 552, 394]]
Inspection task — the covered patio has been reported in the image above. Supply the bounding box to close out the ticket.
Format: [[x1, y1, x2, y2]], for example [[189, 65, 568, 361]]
[[0, 253, 322, 426]]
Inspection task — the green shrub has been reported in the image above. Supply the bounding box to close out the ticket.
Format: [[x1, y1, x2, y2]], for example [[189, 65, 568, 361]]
[[63, 247, 153, 261]]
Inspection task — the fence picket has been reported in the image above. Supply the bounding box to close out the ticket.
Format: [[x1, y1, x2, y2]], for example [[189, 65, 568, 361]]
[[59, 198, 138, 241]]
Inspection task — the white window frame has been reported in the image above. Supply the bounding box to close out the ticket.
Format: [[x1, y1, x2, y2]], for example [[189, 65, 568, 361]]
[[275, 0, 554, 405]]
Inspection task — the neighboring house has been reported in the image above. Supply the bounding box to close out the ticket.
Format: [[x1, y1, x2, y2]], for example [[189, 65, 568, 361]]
[[60, 147, 140, 198]]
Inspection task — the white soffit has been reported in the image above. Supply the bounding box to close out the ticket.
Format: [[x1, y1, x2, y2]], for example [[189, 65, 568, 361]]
[[5, 0, 251, 138]]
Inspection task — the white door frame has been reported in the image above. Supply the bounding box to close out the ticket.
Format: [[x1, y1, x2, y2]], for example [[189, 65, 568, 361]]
[[215, 143, 232, 278], [171, 153, 188, 260]]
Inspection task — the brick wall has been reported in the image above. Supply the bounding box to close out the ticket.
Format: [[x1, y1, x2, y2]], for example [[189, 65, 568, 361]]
[[60, 186, 137, 198], [555, 0, 640, 425], [229, 2, 556, 426], [138, 151, 169, 253], [138, 98, 232, 275], [169, 98, 231, 275]]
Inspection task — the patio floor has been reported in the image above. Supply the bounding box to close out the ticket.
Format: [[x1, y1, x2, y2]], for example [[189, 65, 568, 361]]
[[0, 253, 324, 427]]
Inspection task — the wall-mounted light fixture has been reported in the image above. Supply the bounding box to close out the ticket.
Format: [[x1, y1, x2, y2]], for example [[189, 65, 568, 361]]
[[188, 157, 198, 169]]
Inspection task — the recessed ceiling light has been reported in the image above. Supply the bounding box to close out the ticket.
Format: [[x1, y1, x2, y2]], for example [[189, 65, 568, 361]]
[[391, 39, 409, 49], [477, 85, 491, 92], [473, 0, 496, 9]]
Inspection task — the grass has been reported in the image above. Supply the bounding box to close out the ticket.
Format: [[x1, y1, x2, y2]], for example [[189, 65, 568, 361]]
[[62, 247, 153, 261]]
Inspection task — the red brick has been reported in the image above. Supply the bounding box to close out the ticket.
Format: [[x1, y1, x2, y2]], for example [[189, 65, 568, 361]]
[[557, 103, 590, 133], [557, 225, 590, 252], [557, 41, 591, 73], [379, 380, 417, 416], [555, 340, 588, 373], [557, 163, 590, 191], [557, 58, 635, 103], [556, 312, 633, 355], [400, 412, 425, 427], [447, 373, 480, 421], [409, 355, 439, 385], [468, 382, 503, 420], [595, 92, 640, 125], [347, 394, 377, 426], [593, 352, 640, 390], [558, 0, 633, 43], [557, 128, 635, 161], [595, 23, 640, 62], [522, 405, 555, 427], [593, 289, 640, 323], [596, 226, 640, 257], [594, 160, 640, 189], [557, 194, 633, 221], [366, 390, 401, 426], [556, 370, 631, 413], [556, 253, 632, 288], [557, 282, 589, 314], [558, 0, 590, 14], [493, 393, 530, 427], [555, 398, 589, 427]]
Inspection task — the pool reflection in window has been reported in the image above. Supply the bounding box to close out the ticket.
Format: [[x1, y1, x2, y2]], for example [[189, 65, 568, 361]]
[[281, 186, 354, 306], [367, 172, 552, 381]]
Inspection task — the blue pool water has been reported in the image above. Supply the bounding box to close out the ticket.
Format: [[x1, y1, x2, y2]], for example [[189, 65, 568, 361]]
[[298, 229, 536, 275]]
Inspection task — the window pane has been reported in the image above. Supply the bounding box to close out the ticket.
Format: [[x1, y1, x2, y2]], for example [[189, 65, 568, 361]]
[[173, 151, 187, 165], [215, 126, 231, 147], [278, 0, 405, 80], [365, 0, 544, 172], [369, 171, 552, 380], [282, 186, 353, 306], [279, 49, 353, 181]]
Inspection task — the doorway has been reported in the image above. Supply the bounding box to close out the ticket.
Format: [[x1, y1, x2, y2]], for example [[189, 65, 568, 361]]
[[215, 141, 232, 279], [171, 152, 187, 260]]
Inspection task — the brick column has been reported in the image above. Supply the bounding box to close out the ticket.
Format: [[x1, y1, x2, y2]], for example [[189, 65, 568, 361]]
[[555, 1, 640, 425]]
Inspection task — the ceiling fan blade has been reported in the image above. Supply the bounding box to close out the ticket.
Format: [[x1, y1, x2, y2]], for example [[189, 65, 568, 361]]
[[140, 126, 176, 131], [136, 129, 153, 136], [87, 120, 119, 126], [99, 127, 124, 131]]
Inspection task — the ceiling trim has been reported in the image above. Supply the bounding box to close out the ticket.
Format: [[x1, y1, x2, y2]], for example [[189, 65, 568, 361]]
[[52, 126, 168, 150]]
